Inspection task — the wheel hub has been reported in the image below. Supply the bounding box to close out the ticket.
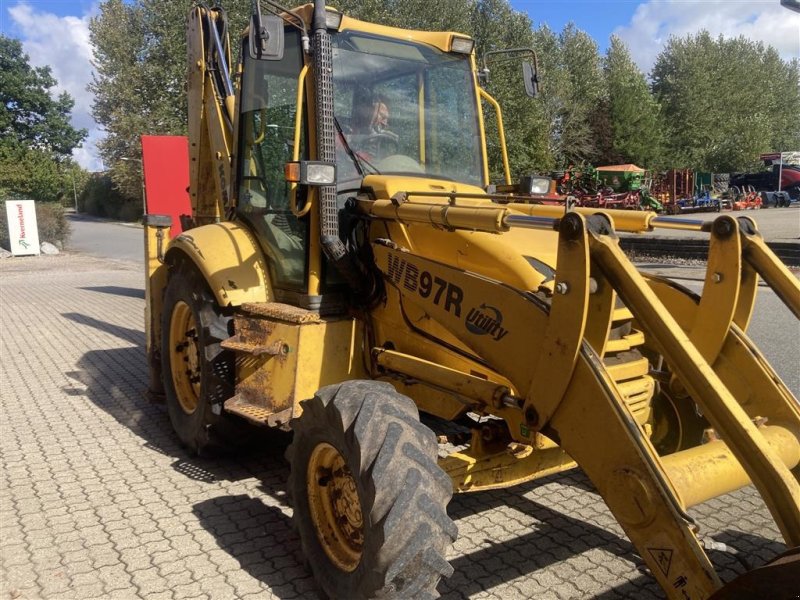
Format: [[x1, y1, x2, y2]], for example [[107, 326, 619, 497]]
[[168, 300, 201, 414], [307, 442, 363, 572]]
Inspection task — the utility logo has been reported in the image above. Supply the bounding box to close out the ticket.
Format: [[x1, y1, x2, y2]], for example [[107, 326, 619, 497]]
[[465, 304, 509, 341]]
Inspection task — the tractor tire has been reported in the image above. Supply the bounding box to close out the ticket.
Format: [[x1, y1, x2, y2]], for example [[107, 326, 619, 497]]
[[161, 260, 249, 455], [287, 380, 457, 599]]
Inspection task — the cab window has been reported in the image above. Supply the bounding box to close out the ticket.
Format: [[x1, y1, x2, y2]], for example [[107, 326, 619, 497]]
[[237, 28, 308, 291]]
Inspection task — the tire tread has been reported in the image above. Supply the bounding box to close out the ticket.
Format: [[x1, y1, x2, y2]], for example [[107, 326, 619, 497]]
[[287, 380, 456, 599]]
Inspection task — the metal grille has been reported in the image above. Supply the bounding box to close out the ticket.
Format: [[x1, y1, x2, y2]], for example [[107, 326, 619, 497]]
[[313, 29, 342, 249]]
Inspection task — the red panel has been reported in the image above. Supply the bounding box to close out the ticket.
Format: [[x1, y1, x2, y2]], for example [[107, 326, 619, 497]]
[[141, 135, 192, 238]]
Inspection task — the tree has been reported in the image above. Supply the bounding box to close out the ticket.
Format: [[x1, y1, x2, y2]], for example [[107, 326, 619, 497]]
[[469, 0, 549, 180], [0, 145, 62, 201], [604, 36, 664, 168], [90, 0, 252, 201], [652, 32, 800, 172], [529, 24, 607, 169], [0, 35, 87, 201], [0, 36, 86, 157]]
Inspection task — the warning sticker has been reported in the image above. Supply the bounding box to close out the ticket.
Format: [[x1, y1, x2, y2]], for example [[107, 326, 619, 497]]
[[647, 547, 674, 577]]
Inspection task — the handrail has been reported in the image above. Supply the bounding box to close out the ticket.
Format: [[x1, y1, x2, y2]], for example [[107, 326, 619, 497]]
[[478, 89, 511, 185], [290, 65, 311, 218]]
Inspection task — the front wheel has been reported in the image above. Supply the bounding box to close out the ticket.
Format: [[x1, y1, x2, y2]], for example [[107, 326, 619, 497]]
[[287, 381, 457, 599]]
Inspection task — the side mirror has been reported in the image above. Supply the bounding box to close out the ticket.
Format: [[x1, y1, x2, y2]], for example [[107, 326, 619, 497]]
[[522, 61, 539, 98], [249, 14, 284, 60]]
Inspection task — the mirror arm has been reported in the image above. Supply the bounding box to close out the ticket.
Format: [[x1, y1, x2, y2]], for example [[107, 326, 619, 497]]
[[252, 1, 269, 54], [481, 48, 537, 73], [251, 0, 310, 52], [480, 47, 539, 95]]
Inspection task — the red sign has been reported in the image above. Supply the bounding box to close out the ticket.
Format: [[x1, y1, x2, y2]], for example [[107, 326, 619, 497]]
[[141, 135, 192, 238]]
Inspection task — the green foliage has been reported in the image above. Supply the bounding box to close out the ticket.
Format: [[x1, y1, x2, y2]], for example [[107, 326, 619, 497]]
[[78, 172, 141, 221], [0, 200, 71, 250], [604, 36, 664, 168], [532, 25, 607, 169], [0, 145, 88, 204], [89, 0, 797, 192], [90, 0, 251, 202], [652, 32, 800, 172], [0, 144, 62, 201], [471, 1, 548, 181], [0, 35, 86, 157], [35, 202, 71, 247], [0, 35, 88, 203]]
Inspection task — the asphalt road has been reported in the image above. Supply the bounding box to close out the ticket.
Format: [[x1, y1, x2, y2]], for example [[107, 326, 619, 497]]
[[681, 280, 799, 397], [66, 213, 144, 263]]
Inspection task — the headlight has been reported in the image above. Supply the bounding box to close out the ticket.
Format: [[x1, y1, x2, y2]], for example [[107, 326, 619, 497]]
[[450, 36, 474, 55], [520, 175, 552, 195], [284, 161, 336, 185]]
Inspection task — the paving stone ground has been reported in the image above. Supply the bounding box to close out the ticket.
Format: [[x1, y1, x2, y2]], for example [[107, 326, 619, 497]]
[[0, 253, 787, 599]]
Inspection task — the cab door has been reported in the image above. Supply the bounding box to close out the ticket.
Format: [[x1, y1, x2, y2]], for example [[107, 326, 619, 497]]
[[236, 27, 310, 300]]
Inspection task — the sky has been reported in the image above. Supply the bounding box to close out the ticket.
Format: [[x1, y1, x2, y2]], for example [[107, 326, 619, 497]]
[[1, 0, 798, 171]]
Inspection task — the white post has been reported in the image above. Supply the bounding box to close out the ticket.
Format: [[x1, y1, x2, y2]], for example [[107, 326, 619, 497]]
[[71, 172, 78, 212]]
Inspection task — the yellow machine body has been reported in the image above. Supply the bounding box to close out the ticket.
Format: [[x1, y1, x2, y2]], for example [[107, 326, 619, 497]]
[[143, 3, 800, 598]]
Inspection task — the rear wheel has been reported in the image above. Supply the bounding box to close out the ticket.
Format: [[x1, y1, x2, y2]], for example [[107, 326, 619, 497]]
[[161, 261, 248, 455], [287, 380, 457, 599]]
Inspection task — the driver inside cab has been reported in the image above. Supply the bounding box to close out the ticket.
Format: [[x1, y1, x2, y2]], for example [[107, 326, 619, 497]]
[[336, 86, 424, 180], [348, 93, 399, 161], [367, 98, 390, 134]]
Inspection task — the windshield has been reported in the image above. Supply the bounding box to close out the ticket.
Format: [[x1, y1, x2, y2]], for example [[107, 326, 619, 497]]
[[331, 31, 483, 187]]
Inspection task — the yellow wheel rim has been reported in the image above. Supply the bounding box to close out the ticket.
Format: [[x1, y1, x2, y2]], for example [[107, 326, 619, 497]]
[[307, 442, 364, 572], [168, 300, 201, 414]]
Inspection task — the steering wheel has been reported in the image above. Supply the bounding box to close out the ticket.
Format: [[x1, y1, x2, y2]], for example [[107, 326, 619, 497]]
[[359, 131, 400, 158], [376, 154, 424, 173]]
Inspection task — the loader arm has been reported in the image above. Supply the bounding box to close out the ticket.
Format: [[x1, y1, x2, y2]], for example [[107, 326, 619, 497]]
[[363, 197, 800, 599]]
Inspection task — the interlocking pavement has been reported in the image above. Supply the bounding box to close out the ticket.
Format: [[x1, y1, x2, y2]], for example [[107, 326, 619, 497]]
[[0, 254, 786, 599]]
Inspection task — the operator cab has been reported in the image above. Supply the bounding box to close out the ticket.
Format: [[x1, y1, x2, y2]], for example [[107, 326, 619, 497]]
[[329, 30, 483, 190], [235, 13, 486, 304]]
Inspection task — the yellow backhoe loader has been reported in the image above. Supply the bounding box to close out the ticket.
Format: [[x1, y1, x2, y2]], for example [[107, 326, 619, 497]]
[[143, 2, 800, 597]]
